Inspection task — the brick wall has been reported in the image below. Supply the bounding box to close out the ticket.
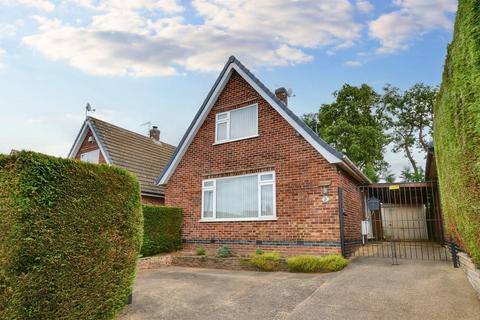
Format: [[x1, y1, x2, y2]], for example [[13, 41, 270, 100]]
[[74, 129, 107, 164], [141, 195, 165, 206], [165, 70, 362, 255], [339, 170, 364, 256]]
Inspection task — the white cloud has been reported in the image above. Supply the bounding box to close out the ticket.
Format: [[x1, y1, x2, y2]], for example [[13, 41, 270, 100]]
[[369, 0, 456, 54], [0, 24, 16, 38], [73, 0, 184, 13], [356, 0, 374, 14], [0, 48, 6, 69], [344, 60, 363, 67], [23, 0, 362, 77], [0, 0, 55, 11]]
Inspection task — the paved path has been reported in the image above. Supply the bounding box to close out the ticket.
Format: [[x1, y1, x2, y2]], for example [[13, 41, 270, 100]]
[[120, 257, 480, 320]]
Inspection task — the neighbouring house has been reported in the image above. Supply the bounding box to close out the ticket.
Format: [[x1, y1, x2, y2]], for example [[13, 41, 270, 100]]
[[69, 116, 176, 205], [157, 56, 371, 255]]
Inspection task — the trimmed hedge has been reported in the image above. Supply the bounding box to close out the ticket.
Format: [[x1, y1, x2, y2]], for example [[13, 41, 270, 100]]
[[435, 0, 480, 264], [0, 151, 143, 319], [140, 205, 182, 257], [250, 251, 281, 271], [286, 255, 348, 273]]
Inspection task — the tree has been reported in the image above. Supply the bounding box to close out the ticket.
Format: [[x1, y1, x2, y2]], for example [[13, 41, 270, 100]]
[[400, 167, 425, 182], [303, 84, 390, 181], [383, 83, 437, 175], [383, 172, 396, 183]]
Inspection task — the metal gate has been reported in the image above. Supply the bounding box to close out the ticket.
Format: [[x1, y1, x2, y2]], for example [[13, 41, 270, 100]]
[[350, 182, 451, 264]]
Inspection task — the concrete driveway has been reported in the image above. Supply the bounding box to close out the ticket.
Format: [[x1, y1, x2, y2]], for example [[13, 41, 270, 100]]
[[120, 258, 480, 320]]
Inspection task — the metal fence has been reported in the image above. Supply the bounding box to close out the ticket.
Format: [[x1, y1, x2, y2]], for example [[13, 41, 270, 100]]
[[349, 182, 451, 264]]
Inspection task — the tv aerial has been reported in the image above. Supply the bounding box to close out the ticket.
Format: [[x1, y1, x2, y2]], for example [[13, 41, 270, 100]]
[[85, 103, 95, 117]]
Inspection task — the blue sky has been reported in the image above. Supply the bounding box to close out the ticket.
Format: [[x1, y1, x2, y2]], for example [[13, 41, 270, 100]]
[[0, 0, 457, 177]]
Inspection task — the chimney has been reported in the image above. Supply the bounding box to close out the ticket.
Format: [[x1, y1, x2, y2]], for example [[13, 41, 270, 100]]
[[275, 87, 288, 106], [149, 126, 160, 141]]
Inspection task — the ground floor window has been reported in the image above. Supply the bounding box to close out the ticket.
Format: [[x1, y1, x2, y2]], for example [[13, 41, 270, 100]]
[[202, 171, 276, 221]]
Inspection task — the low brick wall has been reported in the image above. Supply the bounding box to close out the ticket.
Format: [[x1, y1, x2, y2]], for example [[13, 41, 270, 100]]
[[458, 252, 480, 298], [182, 242, 341, 256], [138, 255, 172, 270], [171, 255, 289, 272]]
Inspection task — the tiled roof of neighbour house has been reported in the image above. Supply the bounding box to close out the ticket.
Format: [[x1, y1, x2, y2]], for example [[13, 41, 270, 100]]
[[156, 55, 370, 185], [71, 117, 176, 197]]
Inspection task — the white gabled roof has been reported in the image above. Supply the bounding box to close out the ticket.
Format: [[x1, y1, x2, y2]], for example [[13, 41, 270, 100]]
[[157, 56, 370, 185]]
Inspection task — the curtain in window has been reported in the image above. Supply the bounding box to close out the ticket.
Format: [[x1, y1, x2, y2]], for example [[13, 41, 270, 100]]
[[260, 184, 274, 216], [203, 190, 214, 218], [230, 106, 257, 140], [216, 175, 258, 219], [216, 122, 228, 141]]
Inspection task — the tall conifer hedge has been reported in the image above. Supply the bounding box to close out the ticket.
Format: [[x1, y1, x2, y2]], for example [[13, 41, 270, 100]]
[[435, 0, 480, 263], [0, 152, 143, 319]]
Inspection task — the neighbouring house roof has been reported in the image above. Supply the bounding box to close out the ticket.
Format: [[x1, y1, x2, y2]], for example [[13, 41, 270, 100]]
[[156, 56, 370, 185], [68, 117, 176, 197]]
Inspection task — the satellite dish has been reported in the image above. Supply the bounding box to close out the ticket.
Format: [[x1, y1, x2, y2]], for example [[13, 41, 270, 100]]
[[287, 88, 296, 97]]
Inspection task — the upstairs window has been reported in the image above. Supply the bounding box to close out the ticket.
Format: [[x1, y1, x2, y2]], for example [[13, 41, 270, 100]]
[[215, 104, 258, 143], [80, 149, 100, 164], [201, 171, 276, 221]]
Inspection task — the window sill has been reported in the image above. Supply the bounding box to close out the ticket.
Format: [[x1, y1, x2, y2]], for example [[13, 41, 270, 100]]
[[213, 134, 259, 146], [199, 217, 278, 222]]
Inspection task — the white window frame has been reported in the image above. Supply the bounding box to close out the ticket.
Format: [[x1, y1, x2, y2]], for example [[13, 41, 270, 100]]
[[201, 171, 277, 222], [80, 149, 100, 164], [214, 104, 258, 144], [201, 180, 216, 219]]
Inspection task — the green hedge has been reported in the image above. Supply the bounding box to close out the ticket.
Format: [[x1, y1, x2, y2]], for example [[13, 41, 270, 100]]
[[141, 205, 182, 257], [286, 255, 348, 273], [435, 0, 480, 264], [0, 151, 143, 319]]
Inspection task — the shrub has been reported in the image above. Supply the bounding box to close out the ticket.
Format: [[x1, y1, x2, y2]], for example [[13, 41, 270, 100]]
[[216, 246, 233, 258], [255, 248, 264, 255], [196, 247, 206, 256], [250, 251, 281, 271], [0, 151, 143, 319], [141, 205, 182, 257], [287, 255, 348, 273], [435, 0, 480, 264]]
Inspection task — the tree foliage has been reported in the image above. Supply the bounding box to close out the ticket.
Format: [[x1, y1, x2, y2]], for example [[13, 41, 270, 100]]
[[303, 84, 389, 181], [383, 83, 438, 175], [400, 167, 425, 182]]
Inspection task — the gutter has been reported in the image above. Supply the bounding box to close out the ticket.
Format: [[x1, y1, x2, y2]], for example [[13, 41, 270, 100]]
[[338, 156, 371, 184]]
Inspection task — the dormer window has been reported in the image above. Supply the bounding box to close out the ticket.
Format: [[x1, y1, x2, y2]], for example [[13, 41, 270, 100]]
[[215, 104, 258, 144]]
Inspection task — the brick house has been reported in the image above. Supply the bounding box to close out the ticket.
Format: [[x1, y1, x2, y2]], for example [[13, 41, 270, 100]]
[[69, 116, 176, 205], [157, 56, 370, 255]]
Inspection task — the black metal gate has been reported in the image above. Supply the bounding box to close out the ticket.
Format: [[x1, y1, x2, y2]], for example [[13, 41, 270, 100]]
[[350, 182, 451, 264]]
